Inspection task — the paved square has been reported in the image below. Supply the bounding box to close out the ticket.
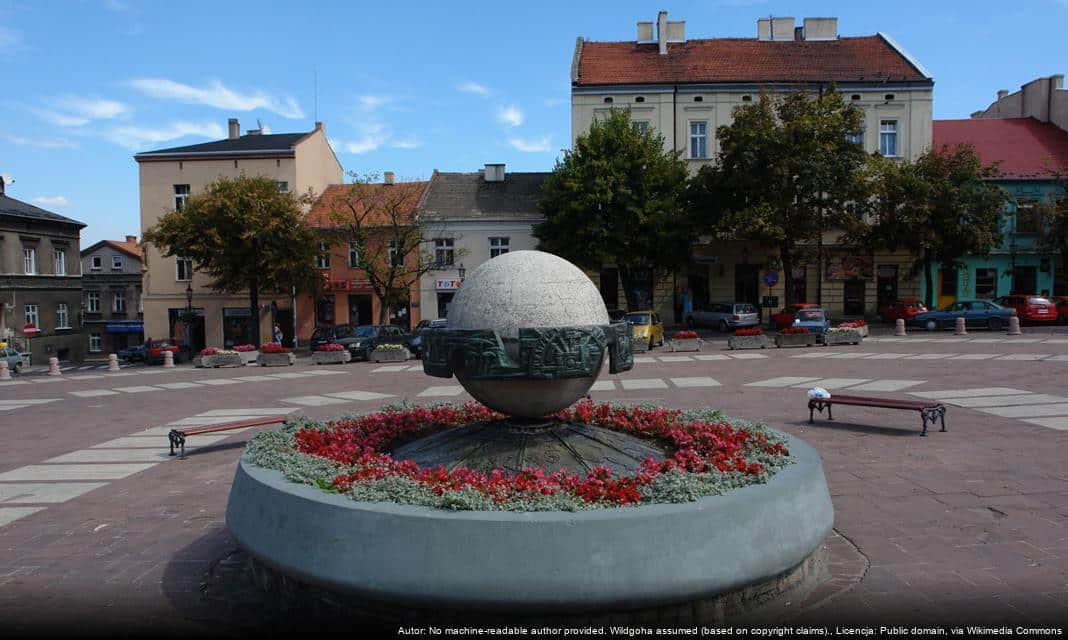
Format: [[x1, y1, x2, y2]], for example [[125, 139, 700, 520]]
[[417, 385, 464, 397], [669, 377, 720, 388], [620, 378, 669, 390]]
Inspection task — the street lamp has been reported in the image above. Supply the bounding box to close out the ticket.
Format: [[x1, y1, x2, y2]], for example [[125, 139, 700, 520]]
[[184, 283, 194, 348], [458, 263, 466, 282]]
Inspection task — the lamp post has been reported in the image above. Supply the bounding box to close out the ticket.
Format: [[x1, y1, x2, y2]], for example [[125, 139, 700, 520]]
[[184, 283, 194, 349], [458, 263, 466, 283]]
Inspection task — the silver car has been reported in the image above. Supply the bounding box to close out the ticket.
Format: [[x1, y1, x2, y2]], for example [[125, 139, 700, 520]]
[[2, 346, 24, 375], [685, 302, 760, 332]]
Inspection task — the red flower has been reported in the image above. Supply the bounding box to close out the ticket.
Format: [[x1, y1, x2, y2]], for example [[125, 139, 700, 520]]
[[733, 328, 763, 336]]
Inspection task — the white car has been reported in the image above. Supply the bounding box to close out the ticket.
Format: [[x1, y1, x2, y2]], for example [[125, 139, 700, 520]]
[[2, 346, 24, 375], [685, 302, 760, 332]]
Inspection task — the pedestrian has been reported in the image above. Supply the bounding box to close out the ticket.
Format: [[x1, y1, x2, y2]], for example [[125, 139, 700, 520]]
[[273, 323, 283, 344]]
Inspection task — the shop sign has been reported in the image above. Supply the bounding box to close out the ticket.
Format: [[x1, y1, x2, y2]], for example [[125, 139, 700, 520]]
[[223, 308, 251, 318], [436, 279, 463, 291], [825, 251, 873, 280], [350, 279, 373, 291], [105, 321, 145, 334]]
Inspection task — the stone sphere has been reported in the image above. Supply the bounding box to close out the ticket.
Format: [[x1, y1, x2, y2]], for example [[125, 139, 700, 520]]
[[448, 250, 610, 418]]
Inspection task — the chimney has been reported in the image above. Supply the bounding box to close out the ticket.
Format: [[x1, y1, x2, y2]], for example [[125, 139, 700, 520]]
[[383, 171, 395, 185], [484, 163, 505, 183], [0, 176, 5, 196], [757, 18, 771, 41], [228, 118, 240, 140], [802, 17, 838, 41], [770, 17, 796, 41], [246, 128, 262, 136], [125, 235, 137, 244], [637, 21, 654, 44], [997, 89, 1009, 100], [657, 11, 668, 55], [314, 121, 325, 133]]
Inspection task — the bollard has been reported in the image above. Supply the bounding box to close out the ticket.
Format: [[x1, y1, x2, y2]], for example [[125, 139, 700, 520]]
[[163, 349, 175, 368], [107, 353, 120, 372], [894, 318, 907, 337], [47, 356, 62, 376], [1007, 316, 1022, 336], [954, 317, 967, 336], [0, 360, 9, 380]]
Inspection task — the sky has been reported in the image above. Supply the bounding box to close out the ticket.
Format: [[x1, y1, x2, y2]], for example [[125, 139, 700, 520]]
[[1, 0, 1066, 247]]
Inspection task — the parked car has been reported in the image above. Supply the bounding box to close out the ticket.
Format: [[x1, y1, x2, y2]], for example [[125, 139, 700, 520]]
[[878, 298, 928, 323], [791, 307, 832, 337], [685, 302, 759, 332], [2, 346, 23, 375], [607, 309, 627, 322], [994, 294, 1059, 323], [409, 318, 447, 358], [146, 339, 187, 365], [118, 343, 147, 363], [910, 300, 1014, 331], [770, 303, 819, 330], [1055, 296, 1068, 323], [309, 324, 357, 352], [346, 325, 415, 361], [626, 311, 664, 349]]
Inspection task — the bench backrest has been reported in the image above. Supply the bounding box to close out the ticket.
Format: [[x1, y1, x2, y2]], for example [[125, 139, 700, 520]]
[[824, 394, 940, 410]]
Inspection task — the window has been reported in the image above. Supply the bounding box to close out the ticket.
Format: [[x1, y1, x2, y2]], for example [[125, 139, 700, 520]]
[[603, 97, 613, 104], [489, 237, 510, 258], [56, 303, 69, 329], [89, 333, 102, 353], [112, 255, 123, 270], [25, 304, 38, 326], [1015, 200, 1039, 233], [276, 181, 289, 192], [389, 240, 402, 267], [348, 242, 359, 268], [176, 256, 193, 281], [975, 268, 997, 299], [113, 291, 126, 313], [879, 120, 898, 157], [174, 184, 190, 211], [316, 241, 331, 269], [87, 291, 101, 312], [23, 247, 36, 275], [91, 255, 102, 270], [434, 238, 454, 267], [689, 121, 708, 159], [632, 121, 650, 134], [54, 249, 66, 275], [847, 123, 865, 146]]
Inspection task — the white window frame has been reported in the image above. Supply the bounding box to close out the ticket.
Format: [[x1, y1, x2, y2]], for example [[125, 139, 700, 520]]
[[113, 291, 126, 313], [89, 333, 102, 353], [53, 249, 66, 276], [316, 241, 331, 270], [847, 122, 865, 146], [348, 242, 359, 268], [176, 256, 193, 282], [87, 291, 101, 313], [689, 121, 708, 159], [632, 120, 650, 134], [56, 303, 69, 329], [90, 255, 102, 270], [174, 184, 190, 211], [276, 181, 289, 192], [879, 120, 899, 157], [434, 238, 455, 268], [23, 247, 36, 275], [112, 255, 123, 270], [25, 304, 38, 326], [489, 237, 510, 258]]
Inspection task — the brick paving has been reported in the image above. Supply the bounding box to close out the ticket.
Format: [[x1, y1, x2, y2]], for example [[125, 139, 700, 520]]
[[2, 329, 1068, 631]]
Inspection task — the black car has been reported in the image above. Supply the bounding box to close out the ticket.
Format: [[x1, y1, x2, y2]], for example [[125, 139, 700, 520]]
[[409, 319, 447, 358], [345, 325, 415, 361], [309, 324, 357, 352], [118, 343, 147, 363]]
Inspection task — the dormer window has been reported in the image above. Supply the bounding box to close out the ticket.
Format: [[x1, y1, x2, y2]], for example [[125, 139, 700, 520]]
[[693, 96, 703, 103], [91, 255, 102, 270], [603, 97, 613, 104], [742, 95, 752, 102], [884, 94, 895, 101], [635, 96, 645, 103]]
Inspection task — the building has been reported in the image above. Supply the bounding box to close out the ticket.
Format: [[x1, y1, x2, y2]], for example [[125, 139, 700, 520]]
[[80, 235, 144, 358], [972, 74, 1068, 133], [302, 175, 429, 335], [416, 165, 548, 321], [928, 117, 1068, 303], [570, 13, 934, 318], [0, 176, 87, 364], [135, 118, 342, 350]]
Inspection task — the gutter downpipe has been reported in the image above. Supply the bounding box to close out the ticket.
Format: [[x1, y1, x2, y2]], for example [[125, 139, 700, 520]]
[[674, 83, 680, 324]]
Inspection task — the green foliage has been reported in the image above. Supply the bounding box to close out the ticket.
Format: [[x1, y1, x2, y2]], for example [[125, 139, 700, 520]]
[[1035, 171, 1068, 283], [534, 108, 691, 309]]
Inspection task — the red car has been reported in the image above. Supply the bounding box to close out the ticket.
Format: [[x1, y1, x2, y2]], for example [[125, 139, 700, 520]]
[[146, 339, 187, 365], [878, 298, 928, 323], [770, 303, 819, 329], [994, 295, 1058, 323], [1055, 296, 1068, 323]]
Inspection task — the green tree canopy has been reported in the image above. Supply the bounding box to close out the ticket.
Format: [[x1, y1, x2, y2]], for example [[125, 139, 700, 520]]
[[143, 174, 319, 344], [534, 108, 691, 310], [1035, 170, 1068, 293]]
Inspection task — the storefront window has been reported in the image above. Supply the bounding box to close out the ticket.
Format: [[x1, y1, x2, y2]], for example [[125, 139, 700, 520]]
[[975, 268, 998, 298], [316, 296, 335, 326], [222, 308, 252, 347]]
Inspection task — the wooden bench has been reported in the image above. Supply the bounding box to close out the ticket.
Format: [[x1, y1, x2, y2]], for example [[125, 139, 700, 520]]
[[168, 415, 289, 457], [808, 394, 947, 436]]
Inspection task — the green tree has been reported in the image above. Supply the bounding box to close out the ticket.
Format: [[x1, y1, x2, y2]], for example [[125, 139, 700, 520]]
[[1035, 170, 1068, 292], [688, 89, 869, 306], [534, 108, 691, 310], [143, 174, 319, 345]]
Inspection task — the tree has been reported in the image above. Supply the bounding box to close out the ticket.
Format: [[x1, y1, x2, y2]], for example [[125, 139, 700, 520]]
[[688, 89, 869, 306], [1035, 170, 1068, 293], [143, 174, 319, 345], [321, 173, 457, 325], [534, 108, 691, 310]]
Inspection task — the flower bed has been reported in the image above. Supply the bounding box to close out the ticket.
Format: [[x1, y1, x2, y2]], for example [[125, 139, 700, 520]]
[[259, 343, 295, 367], [732, 327, 763, 336], [371, 343, 409, 362], [836, 320, 869, 338], [670, 330, 702, 352], [245, 401, 792, 512], [233, 344, 259, 364], [313, 344, 351, 365], [823, 327, 863, 346], [197, 348, 244, 368], [775, 328, 816, 348], [672, 330, 698, 340]]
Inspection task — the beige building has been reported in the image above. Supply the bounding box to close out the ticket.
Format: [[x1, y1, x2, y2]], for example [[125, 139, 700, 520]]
[[135, 119, 342, 349], [971, 74, 1068, 133], [571, 13, 934, 319]]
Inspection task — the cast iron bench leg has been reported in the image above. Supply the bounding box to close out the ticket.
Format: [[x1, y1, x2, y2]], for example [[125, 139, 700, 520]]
[[920, 410, 928, 436], [940, 406, 947, 432], [809, 402, 814, 423], [168, 429, 187, 457]]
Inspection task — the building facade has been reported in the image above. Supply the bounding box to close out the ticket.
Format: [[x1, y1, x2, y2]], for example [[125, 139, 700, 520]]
[[972, 74, 1068, 134], [416, 165, 547, 321], [571, 13, 934, 318], [80, 236, 144, 358], [0, 177, 87, 364], [135, 119, 342, 350]]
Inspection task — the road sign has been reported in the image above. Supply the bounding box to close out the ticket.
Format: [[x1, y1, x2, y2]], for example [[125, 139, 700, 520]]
[[763, 270, 780, 288], [22, 323, 38, 336], [762, 296, 779, 309]]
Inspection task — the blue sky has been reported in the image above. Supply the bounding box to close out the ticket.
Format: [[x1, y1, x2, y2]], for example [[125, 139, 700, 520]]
[[1, 0, 1066, 246]]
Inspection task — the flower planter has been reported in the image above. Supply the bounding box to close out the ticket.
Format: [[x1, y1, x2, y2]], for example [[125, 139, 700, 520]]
[[313, 350, 352, 365], [237, 350, 259, 365], [775, 333, 816, 348], [823, 329, 863, 346], [727, 335, 769, 350], [259, 352, 296, 367], [631, 339, 649, 353], [201, 353, 244, 368], [371, 348, 408, 363], [670, 338, 702, 352]]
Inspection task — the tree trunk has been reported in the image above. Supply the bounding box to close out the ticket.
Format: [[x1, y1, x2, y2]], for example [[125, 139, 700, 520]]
[[780, 244, 794, 307], [249, 273, 262, 345], [378, 294, 389, 325], [923, 251, 935, 311], [618, 265, 639, 311]]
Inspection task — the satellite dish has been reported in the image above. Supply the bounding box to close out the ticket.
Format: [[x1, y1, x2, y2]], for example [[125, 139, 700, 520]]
[[0, 173, 12, 185]]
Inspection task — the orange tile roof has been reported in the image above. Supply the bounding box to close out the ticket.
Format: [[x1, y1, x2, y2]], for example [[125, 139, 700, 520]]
[[575, 35, 929, 86], [102, 239, 142, 259], [933, 118, 1068, 180], [308, 181, 429, 228]]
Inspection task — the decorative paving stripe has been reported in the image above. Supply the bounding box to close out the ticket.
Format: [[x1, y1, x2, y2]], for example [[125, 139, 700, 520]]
[[847, 379, 926, 392], [30, 378, 64, 383], [978, 403, 1068, 418], [941, 394, 1068, 408], [1003, 338, 1043, 343], [872, 337, 905, 342], [372, 365, 408, 373], [995, 354, 1049, 361], [0, 380, 29, 386], [326, 390, 395, 401], [589, 381, 615, 391], [670, 377, 720, 388], [233, 375, 281, 382], [746, 376, 822, 387], [1045, 339, 1068, 345], [904, 353, 959, 360], [307, 369, 347, 375], [115, 385, 162, 393], [0, 482, 108, 504], [1047, 355, 1068, 362], [791, 352, 839, 359], [1021, 417, 1068, 430], [693, 355, 729, 361], [0, 405, 24, 411], [268, 372, 316, 379], [417, 385, 464, 397], [130, 425, 257, 436], [969, 338, 1006, 343], [45, 449, 188, 463], [792, 378, 872, 390], [865, 353, 912, 360], [199, 408, 298, 417], [281, 395, 352, 407], [633, 357, 656, 363], [948, 354, 998, 360], [620, 379, 668, 390], [826, 352, 877, 359], [69, 389, 121, 398], [0, 464, 157, 481], [155, 382, 205, 390], [658, 356, 694, 363], [728, 353, 768, 359], [196, 378, 245, 385], [0, 399, 61, 406], [0, 506, 46, 528], [910, 387, 1031, 399], [92, 435, 229, 448]]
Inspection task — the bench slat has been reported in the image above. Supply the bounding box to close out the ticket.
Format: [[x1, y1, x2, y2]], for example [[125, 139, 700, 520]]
[[817, 395, 938, 410], [167, 415, 288, 457]]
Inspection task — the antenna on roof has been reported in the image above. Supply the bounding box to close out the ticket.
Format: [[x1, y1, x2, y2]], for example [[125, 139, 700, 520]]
[[313, 67, 318, 123], [257, 118, 263, 131]]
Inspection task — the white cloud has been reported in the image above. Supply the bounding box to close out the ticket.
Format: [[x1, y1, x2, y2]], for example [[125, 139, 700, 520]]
[[5, 135, 78, 149], [497, 105, 524, 128], [357, 95, 393, 112], [0, 25, 22, 51], [107, 120, 226, 150], [128, 77, 305, 119], [508, 135, 553, 153], [33, 196, 69, 207], [330, 123, 390, 154], [259, 123, 272, 134], [29, 96, 130, 127], [392, 136, 422, 150], [458, 81, 490, 96]]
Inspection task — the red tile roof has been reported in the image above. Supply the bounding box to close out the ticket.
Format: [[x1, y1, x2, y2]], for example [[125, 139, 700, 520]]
[[933, 118, 1068, 180], [104, 239, 142, 259], [307, 181, 429, 228], [574, 35, 929, 86]]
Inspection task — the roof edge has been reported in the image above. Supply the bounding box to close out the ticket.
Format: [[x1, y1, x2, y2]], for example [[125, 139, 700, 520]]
[[571, 37, 584, 84], [877, 32, 933, 80]]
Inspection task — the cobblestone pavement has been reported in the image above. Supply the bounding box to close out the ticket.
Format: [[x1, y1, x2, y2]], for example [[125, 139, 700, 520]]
[[2, 327, 1068, 632]]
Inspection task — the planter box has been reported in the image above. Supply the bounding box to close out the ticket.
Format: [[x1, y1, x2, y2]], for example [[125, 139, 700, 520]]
[[775, 333, 816, 348], [259, 352, 296, 367], [631, 339, 649, 353], [237, 350, 259, 365], [727, 335, 769, 350], [670, 338, 702, 352], [313, 350, 352, 365], [823, 330, 863, 346], [201, 353, 244, 368], [371, 349, 408, 363], [837, 325, 869, 338]]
